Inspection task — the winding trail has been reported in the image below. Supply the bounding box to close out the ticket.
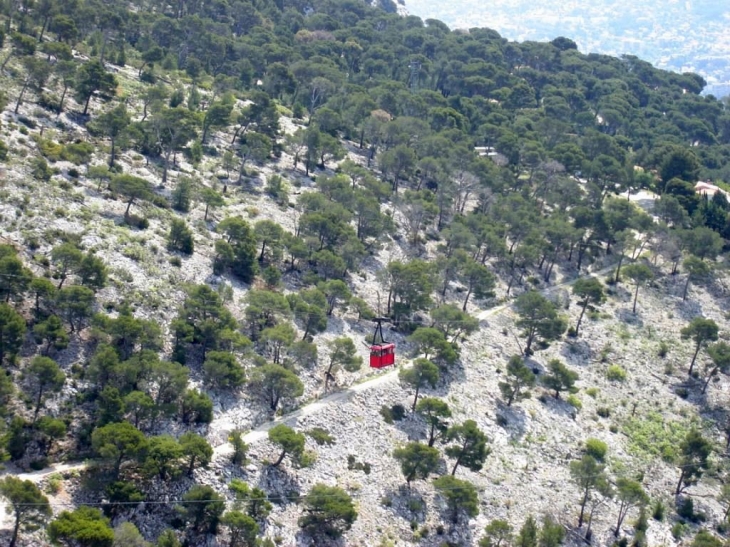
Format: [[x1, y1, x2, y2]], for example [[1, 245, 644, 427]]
[[6, 263, 617, 482]]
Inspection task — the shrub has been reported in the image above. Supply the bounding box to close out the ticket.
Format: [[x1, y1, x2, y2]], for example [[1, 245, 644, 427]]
[[606, 364, 627, 381], [596, 407, 610, 418], [307, 427, 334, 446], [61, 142, 94, 164], [585, 387, 599, 398], [657, 340, 669, 358], [167, 218, 194, 254], [652, 499, 665, 521], [379, 405, 394, 424], [623, 412, 692, 462], [0, 139, 8, 161], [125, 214, 149, 229], [584, 438, 608, 461], [671, 522, 687, 540], [390, 404, 406, 421], [566, 394, 582, 411], [32, 157, 53, 181]]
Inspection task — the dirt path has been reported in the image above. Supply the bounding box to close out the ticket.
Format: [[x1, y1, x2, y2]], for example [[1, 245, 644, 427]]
[[5, 263, 618, 479]]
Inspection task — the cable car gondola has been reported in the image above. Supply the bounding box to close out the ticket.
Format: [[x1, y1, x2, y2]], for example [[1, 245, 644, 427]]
[[369, 318, 395, 369]]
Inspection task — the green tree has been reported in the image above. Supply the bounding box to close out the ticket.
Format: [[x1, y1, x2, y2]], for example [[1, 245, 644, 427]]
[[250, 363, 303, 412], [200, 187, 225, 221], [150, 107, 200, 185], [201, 100, 233, 143], [180, 432, 213, 476], [675, 429, 713, 496], [141, 436, 183, 481], [155, 530, 181, 547], [324, 336, 362, 389], [318, 280, 351, 316], [260, 323, 296, 365], [268, 423, 305, 467], [514, 291, 567, 354], [54, 60, 77, 113], [78, 253, 108, 291], [445, 419, 490, 475], [91, 421, 146, 476], [14, 56, 49, 114], [124, 391, 155, 429], [433, 475, 479, 524], [25, 355, 65, 422], [458, 259, 496, 311], [517, 516, 539, 547], [178, 485, 225, 534], [110, 174, 153, 221], [393, 442, 440, 486], [35, 416, 66, 455], [288, 289, 328, 340], [229, 479, 272, 521], [399, 358, 439, 411], [692, 530, 725, 547], [220, 511, 258, 547], [479, 519, 513, 547], [112, 522, 150, 547], [571, 277, 605, 337], [680, 318, 719, 376], [171, 177, 194, 212], [682, 256, 711, 302], [167, 219, 194, 254], [29, 278, 56, 317], [499, 355, 536, 406], [0, 249, 32, 303], [621, 263, 654, 314], [703, 341, 730, 393], [51, 243, 83, 289], [416, 397, 452, 447], [74, 59, 117, 116], [408, 327, 458, 365], [0, 477, 51, 547], [542, 359, 578, 399], [0, 303, 25, 366], [48, 507, 114, 547], [613, 478, 648, 537], [180, 389, 213, 424], [298, 484, 357, 539], [539, 515, 565, 547], [56, 285, 94, 332], [93, 103, 131, 168], [1, 32, 36, 71], [570, 455, 609, 527], [203, 351, 245, 391], [216, 216, 259, 283]]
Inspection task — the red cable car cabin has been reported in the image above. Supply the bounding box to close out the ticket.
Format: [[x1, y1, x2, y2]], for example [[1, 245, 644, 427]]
[[369, 319, 395, 368], [370, 343, 395, 368]]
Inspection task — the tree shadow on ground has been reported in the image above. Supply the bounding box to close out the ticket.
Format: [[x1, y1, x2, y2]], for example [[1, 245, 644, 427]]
[[614, 307, 645, 326], [257, 463, 301, 508], [560, 338, 594, 366], [673, 297, 705, 322], [539, 393, 578, 421], [495, 401, 528, 440], [295, 530, 348, 547], [380, 483, 430, 527]]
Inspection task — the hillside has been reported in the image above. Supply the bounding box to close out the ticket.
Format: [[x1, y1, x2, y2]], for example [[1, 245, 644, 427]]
[[0, 1, 729, 547], [402, 0, 730, 98]]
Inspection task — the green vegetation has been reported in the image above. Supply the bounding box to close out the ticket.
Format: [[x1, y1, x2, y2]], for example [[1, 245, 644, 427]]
[[623, 412, 695, 462], [0, 0, 728, 542]]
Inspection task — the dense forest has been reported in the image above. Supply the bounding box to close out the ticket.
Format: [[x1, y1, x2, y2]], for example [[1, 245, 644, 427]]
[[0, 0, 729, 546]]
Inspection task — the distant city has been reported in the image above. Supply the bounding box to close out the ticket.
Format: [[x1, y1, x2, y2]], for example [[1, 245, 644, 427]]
[[403, 0, 730, 97]]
